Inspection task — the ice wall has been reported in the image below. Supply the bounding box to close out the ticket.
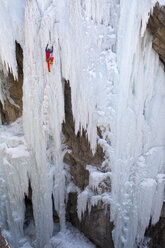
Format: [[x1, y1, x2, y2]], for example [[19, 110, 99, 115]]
[[109, 1, 165, 247], [0, 119, 32, 247], [75, 1, 165, 247], [0, 0, 25, 79], [23, 0, 119, 246], [23, 1, 65, 247], [0, 0, 165, 248]]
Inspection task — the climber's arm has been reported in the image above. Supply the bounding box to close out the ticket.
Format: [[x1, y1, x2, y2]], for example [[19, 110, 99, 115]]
[[45, 44, 48, 52], [50, 46, 53, 53]]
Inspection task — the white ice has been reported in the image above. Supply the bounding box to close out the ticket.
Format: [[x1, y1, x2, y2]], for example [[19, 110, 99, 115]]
[[0, 119, 31, 247], [0, 0, 25, 79], [0, 1, 165, 248]]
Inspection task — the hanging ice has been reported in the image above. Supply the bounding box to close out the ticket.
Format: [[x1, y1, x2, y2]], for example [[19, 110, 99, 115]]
[[0, 0, 25, 78], [109, 1, 165, 248], [0, 0, 165, 248]]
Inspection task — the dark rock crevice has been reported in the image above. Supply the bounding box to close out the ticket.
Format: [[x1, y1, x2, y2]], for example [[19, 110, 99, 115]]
[[0, 41, 23, 124], [144, 203, 165, 248], [52, 194, 60, 223], [0, 101, 6, 124], [0, 227, 11, 248], [147, 3, 165, 68], [145, 3, 165, 247], [63, 81, 114, 248], [24, 182, 34, 229], [63, 81, 105, 189], [66, 192, 114, 248]]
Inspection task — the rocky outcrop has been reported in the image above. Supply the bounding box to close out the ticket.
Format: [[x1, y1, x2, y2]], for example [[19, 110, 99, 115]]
[[147, 3, 165, 67], [0, 228, 12, 248], [63, 81, 105, 189], [144, 203, 165, 248], [66, 193, 113, 248], [0, 42, 23, 124], [145, 4, 165, 247], [63, 82, 113, 248]]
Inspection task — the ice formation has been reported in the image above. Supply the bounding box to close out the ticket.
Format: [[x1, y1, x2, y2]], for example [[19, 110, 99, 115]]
[[0, 0, 25, 79], [110, 1, 165, 247], [0, 119, 31, 247], [0, 0, 165, 248]]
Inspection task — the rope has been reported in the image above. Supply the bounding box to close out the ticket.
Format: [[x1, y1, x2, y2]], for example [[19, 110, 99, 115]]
[[49, 31, 51, 44]]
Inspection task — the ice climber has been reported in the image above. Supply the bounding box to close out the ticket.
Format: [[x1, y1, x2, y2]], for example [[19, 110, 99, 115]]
[[45, 44, 54, 72]]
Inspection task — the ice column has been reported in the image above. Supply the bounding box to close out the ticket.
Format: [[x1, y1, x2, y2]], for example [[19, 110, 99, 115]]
[[110, 1, 165, 247]]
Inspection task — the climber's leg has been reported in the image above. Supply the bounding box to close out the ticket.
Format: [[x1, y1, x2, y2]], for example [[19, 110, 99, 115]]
[[47, 61, 50, 72], [50, 57, 54, 65]]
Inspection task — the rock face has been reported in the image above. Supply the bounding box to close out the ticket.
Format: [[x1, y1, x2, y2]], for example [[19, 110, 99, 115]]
[[66, 193, 113, 248], [0, 42, 23, 124], [63, 81, 105, 190], [63, 82, 114, 248], [145, 203, 165, 248], [0, 4, 165, 248], [0, 228, 11, 248], [147, 3, 165, 67], [144, 4, 165, 247]]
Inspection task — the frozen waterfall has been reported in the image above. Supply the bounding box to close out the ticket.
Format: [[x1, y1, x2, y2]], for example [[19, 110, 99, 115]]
[[0, 0, 165, 248]]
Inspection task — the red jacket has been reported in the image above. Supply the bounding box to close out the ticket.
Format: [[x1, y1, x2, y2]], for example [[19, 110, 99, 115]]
[[46, 51, 51, 59], [45, 44, 53, 60]]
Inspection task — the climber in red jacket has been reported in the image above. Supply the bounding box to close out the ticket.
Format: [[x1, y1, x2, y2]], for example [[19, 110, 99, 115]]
[[45, 44, 54, 72]]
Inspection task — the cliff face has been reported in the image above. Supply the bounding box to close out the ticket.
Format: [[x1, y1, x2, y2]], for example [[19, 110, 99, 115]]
[[0, 228, 11, 248], [148, 3, 165, 67], [0, 1, 165, 248], [145, 204, 165, 248], [63, 82, 113, 248], [143, 6, 165, 247], [0, 42, 23, 124]]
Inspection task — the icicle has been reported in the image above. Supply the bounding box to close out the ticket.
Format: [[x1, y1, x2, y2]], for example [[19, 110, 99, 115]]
[[110, 1, 165, 247]]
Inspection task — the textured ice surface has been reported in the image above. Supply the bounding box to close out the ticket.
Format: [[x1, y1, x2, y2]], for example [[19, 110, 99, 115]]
[[0, 1, 165, 248], [45, 223, 96, 248], [23, 0, 119, 246], [109, 1, 165, 248], [0, 119, 31, 247], [0, 0, 25, 78]]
